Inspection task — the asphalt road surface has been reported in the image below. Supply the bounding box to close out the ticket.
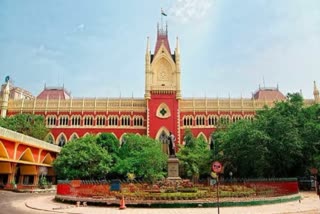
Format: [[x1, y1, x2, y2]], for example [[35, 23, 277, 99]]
[[0, 190, 53, 214]]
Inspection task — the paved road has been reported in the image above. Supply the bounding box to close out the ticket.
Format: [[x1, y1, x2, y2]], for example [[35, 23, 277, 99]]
[[0, 190, 53, 214], [1, 190, 320, 214]]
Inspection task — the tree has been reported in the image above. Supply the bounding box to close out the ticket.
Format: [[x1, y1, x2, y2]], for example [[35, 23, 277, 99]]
[[53, 135, 112, 180], [214, 120, 270, 178], [215, 93, 320, 178], [113, 134, 167, 182], [177, 131, 211, 181], [0, 113, 49, 140], [96, 133, 121, 178], [96, 133, 120, 154]]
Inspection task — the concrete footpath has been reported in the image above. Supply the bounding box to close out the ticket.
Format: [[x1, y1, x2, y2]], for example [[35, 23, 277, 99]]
[[21, 192, 320, 214]]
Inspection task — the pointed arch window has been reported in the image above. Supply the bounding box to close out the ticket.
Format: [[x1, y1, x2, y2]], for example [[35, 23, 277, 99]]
[[45, 134, 54, 144], [58, 135, 67, 147], [70, 133, 79, 141]]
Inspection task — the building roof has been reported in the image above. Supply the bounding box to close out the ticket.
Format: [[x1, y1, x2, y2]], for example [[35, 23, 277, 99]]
[[37, 87, 71, 99], [253, 87, 286, 101]]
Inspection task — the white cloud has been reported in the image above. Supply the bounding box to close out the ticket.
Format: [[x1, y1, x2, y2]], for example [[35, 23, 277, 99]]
[[33, 44, 61, 57], [168, 0, 213, 23]]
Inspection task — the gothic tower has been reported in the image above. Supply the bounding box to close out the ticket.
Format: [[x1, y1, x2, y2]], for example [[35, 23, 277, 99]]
[[145, 23, 181, 100], [145, 23, 181, 146]]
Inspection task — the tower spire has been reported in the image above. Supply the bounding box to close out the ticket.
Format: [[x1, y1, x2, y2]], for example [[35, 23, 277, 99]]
[[175, 37, 180, 54], [313, 81, 319, 103], [154, 23, 171, 54], [146, 36, 150, 53]]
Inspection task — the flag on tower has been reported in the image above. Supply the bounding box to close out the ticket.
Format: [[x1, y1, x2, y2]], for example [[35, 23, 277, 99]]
[[161, 8, 167, 16]]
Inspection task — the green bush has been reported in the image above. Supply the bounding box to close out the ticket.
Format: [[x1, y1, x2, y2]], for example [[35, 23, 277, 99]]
[[177, 187, 198, 193]]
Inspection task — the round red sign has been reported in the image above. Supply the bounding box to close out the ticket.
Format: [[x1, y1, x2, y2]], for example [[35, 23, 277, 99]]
[[212, 161, 222, 173]]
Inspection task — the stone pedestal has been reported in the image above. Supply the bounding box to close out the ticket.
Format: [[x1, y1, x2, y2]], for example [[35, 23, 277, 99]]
[[167, 157, 181, 180]]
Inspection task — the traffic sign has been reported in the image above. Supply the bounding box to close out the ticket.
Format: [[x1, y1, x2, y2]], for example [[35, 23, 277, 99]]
[[212, 161, 222, 173]]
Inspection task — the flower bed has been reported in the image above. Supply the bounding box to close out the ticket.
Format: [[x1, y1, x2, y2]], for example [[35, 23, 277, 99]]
[[56, 178, 299, 201]]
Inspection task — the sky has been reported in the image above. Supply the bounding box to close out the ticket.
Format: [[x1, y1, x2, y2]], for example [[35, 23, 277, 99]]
[[0, 0, 319, 99]]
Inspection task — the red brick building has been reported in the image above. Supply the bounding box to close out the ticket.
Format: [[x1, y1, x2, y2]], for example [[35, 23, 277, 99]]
[[1, 24, 319, 150]]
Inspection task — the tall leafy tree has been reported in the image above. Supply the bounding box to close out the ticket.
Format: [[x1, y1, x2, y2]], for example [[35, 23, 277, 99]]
[[0, 113, 49, 140], [114, 134, 167, 182], [214, 120, 270, 178], [96, 133, 121, 178], [177, 131, 211, 181], [215, 93, 320, 178], [53, 135, 112, 180], [96, 133, 120, 154]]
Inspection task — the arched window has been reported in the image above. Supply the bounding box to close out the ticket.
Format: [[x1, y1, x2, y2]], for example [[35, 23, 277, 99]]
[[96, 116, 106, 126], [197, 132, 208, 143], [244, 115, 254, 121], [84, 115, 93, 126], [120, 134, 127, 146], [208, 115, 218, 126], [121, 115, 131, 126], [70, 133, 79, 141], [45, 134, 54, 144], [133, 116, 144, 126], [232, 115, 243, 123], [59, 115, 69, 126], [183, 116, 193, 126], [58, 135, 67, 147], [46, 115, 57, 126], [71, 115, 81, 126], [108, 116, 118, 126], [196, 115, 205, 126]]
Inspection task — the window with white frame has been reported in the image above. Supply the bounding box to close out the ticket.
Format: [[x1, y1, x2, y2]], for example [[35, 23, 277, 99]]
[[96, 116, 106, 126], [121, 115, 130, 126], [83, 116, 93, 126], [59, 116, 69, 126], [183, 116, 193, 126], [196, 115, 205, 126], [108, 116, 118, 126], [71, 115, 81, 126], [46, 115, 56, 126], [208, 115, 218, 126], [133, 116, 144, 126]]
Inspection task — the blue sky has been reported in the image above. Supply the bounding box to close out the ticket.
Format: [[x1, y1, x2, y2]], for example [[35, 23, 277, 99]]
[[0, 0, 319, 98]]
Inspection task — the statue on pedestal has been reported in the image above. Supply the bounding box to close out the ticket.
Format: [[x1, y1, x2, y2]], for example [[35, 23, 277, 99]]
[[168, 132, 176, 157]]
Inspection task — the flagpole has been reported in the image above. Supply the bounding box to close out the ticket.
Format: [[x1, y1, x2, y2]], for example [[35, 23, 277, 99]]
[[161, 8, 163, 30]]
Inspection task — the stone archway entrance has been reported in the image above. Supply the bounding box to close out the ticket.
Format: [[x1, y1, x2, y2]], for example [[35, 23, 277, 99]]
[[156, 128, 170, 155]]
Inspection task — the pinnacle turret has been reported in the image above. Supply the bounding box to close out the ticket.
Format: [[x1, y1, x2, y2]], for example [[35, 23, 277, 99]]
[[314, 81, 319, 103]]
